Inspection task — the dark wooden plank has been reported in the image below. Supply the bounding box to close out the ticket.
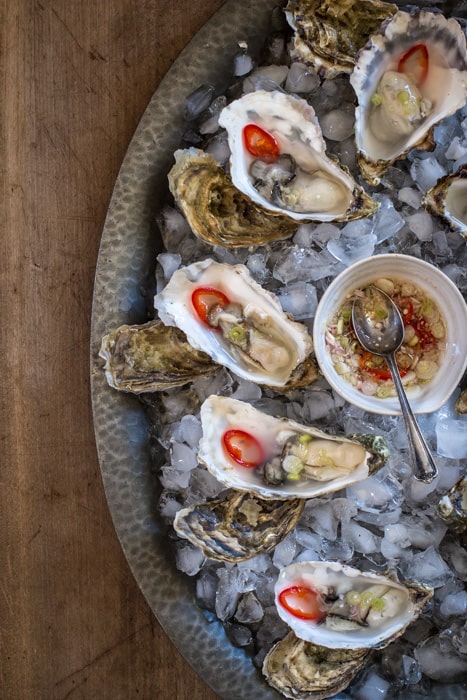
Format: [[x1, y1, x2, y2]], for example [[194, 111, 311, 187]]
[[0, 1, 224, 697]]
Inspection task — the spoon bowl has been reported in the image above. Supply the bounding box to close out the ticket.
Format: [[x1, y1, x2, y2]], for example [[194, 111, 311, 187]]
[[352, 286, 438, 484], [351, 285, 404, 356]]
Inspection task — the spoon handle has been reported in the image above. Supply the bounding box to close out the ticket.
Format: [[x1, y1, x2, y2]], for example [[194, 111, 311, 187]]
[[386, 353, 438, 484]]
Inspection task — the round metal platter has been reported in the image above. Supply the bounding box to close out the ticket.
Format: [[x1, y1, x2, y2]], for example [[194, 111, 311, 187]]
[[90, 1, 466, 698]]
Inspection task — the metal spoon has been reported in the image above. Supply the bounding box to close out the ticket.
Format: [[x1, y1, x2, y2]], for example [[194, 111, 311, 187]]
[[352, 285, 438, 484]]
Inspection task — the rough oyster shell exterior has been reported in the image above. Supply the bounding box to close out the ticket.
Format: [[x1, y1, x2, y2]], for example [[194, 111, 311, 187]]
[[423, 164, 467, 239], [173, 490, 304, 562], [262, 631, 371, 700], [198, 395, 388, 500], [218, 90, 378, 222], [351, 10, 467, 185], [167, 148, 298, 247], [275, 561, 433, 649], [154, 259, 317, 390], [99, 319, 217, 393], [437, 476, 467, 534], [285, 0, 397, 78]]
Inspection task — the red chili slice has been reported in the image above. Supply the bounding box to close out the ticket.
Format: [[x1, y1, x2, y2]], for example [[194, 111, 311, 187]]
[[243, 123, 279, 162], [413, 318, 435, 349], [191, 286, 230, 328], [395, 297, 413, 326], [359, 351, 408, 381], [278, 585, 326, 622], [398, 44, 429, 86], [222, 429, 264, 468]]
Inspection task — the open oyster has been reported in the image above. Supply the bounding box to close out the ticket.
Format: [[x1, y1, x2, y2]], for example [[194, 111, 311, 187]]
[[423, 165, 467, 239], [263, 631, 371, 700], [198, 395, 389, 500], [173, 490, 304, 562], [218, 90, 378, 222], [351, 10, 467, 185], [285, 0, 397, 78], [99, 319, 218, 393], [167, 148, 298, 247], [154, 259, 318, 390], [275, 561, 433, 650]]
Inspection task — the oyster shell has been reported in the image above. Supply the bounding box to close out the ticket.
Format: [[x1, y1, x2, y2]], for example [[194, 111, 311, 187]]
[[173, 489, 304, 562], [275, 561, 433, 649], [285, 0, 397, 78], [437, 476, 467, 534], [99, 319, 218, 393], [218, 90, 378, 222], [198, 395, 389, 500], [351, 10, 467, 185], [167, 148, 298, 247], [423, 165, 467, 239], [262, 631, 371, 700], [154, 259, 318, 390], [456, 388, 467, 414]]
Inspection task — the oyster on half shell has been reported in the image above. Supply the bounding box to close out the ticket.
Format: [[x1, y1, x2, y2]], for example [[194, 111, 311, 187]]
[[263, 631, 371, 700], [275, 561, 433, 650], [198, 395, 389, 500], [218, 90, 378, 222], [154, 259, 318, 391], [351, 10, 467, 185], [173, 490, 304, 562], [167, 147, 298, 247], [423, 165, 467, 239], [285, 0, 397, 78], [99, 319, 218, 393]]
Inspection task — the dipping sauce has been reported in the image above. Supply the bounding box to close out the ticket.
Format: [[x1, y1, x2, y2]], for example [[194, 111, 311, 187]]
[[325, 277, 447, 398]]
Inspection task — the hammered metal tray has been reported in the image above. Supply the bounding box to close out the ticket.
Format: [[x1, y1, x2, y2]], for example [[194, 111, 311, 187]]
[[90, 1, 465, 698]]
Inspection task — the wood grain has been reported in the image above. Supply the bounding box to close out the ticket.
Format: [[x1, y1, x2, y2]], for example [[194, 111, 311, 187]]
[[0, 1, 224, 698]]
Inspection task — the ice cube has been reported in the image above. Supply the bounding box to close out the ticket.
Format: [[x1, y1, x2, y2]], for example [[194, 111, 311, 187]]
[[175, 540, 205, 576], [341, 520, 379, 554], [327, 219, 377, 265], [320, 108, 354, 141], [277, 281, 318, 319], [414, 636, 467, 682], [439, 591, 467, 618], [352, 669, 391, 700], [398, 187, 422, 209], [170, 441, 198, 472], [436, 414, 467, 459], [171, 414, 202, 448], [235, 591, 264, 624], [410, 155, 447, 193], [285, 62, 320, 94], [372, 195, 405, 242], [401, 546, 453, 588], [407, 210, 434, 241]]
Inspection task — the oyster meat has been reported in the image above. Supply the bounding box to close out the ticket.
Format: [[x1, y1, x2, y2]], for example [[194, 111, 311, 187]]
[[173, 489, 304, 562], [167, 147, 298, 247], [263, 631, 371, 700], [285, 0, 397, 78], [99, 319, 218, 393], [154, 259, 318, 390], [351, 10, 467, 185], [198, 395, 389, 500], [218, 90, 378, 222], [275, 561, 433, 649], [423, 164, 467, 239]]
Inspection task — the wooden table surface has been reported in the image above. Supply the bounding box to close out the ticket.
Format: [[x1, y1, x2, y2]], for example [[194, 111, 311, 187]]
[[1, 2, 225, 698]]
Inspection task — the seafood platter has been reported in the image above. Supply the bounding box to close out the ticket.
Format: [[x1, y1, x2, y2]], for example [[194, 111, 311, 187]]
[[91, 1, 467, 698]]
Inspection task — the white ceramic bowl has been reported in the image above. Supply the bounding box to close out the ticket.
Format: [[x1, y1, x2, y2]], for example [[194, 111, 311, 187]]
[[313, 254, 467, 415]]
